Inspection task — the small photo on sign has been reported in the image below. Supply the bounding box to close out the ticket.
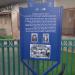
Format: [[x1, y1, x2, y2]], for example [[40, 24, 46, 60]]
[[43, 33, 49, 43], [31, 33, 38, 42], [30, 44, 51, 59]]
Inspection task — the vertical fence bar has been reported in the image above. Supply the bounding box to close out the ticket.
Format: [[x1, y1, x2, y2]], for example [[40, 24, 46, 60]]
[[66, 42, 68, 75], [47, 61, 49, 69], [70, 46, 73, 75], [23, 63, 25, 75], [51, 61, 53, 75], [7, 41, 10, 75], [64, 40, 68, 75], [28, 60, 30, 75], [47, 61, 50, 75], [37, 60, 39, 75], [12, 41, 15, 75], [70, 40, 74, 75], [0, 41, 1, 75], [32, 60, 34, 72], [61, 41, 64, 75], [2, 41, 5, 75], [43, 60, 45, 74], [55, 63, 58, 75], [17, 40, 20, 75]]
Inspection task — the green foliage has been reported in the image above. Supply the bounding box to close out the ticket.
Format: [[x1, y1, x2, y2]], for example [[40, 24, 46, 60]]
[[0, 35, 13, 39]]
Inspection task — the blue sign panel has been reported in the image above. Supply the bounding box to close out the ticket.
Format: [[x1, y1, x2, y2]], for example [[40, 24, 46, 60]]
[[20, 7, 63, 61], [28, 0, 54, 7]]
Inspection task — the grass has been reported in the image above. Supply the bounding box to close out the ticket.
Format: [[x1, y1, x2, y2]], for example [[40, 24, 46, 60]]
[[0, 35, 13, 39]]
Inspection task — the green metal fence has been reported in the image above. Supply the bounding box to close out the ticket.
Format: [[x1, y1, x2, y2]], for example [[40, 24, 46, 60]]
[[0, 39, 75, 75]]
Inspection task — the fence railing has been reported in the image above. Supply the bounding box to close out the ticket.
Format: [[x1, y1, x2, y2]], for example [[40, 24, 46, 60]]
[[0, 39, 75, 75]]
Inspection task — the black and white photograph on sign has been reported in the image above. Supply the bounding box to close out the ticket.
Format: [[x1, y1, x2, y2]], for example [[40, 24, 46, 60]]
[[43, 33, 49, 43], [31, 33, 38, 42], [30, 44, 51, 59]]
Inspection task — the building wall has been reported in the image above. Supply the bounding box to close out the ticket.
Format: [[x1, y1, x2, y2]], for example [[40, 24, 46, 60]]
[[12, 1, 75, 39], [11, 3, 27, 39], [56, 0, 75, 36], [1, 1, 75, 39], [0, 3, 28, 39], [62, 8, 75, 36], [11, 4, 19, 39], [55, 0, 75, 8], [0, 13, 12, 36]]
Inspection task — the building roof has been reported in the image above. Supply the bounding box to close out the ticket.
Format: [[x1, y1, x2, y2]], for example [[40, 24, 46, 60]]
[[0, 11, 11, 15], [0, 0, 26, 7]]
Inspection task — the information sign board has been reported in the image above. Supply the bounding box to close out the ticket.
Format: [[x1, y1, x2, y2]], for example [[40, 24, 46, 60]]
[[20, 7, 62, 61]]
